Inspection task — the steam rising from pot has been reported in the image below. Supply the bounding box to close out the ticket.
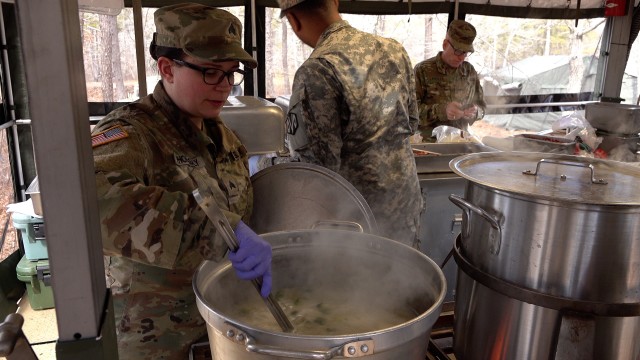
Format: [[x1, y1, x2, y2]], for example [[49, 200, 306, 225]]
[[202, 230, 444, 335]]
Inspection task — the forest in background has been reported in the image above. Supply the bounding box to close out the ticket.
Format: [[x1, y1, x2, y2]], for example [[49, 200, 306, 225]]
[[80, 8, 622, 103]]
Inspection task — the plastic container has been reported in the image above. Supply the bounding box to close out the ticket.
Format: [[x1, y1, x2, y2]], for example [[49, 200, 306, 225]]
[[12, 213, 47, 260], [16, 255, 54, 310]]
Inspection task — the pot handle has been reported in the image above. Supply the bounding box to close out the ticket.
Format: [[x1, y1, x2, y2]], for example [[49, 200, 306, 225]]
[[448, 195, 502, 255], [245, 337, 375, 359], [522, 158, 608, 184], [311, 220, 364, 233]]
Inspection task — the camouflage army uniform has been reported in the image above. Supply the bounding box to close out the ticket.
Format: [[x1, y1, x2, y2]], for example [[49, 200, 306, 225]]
[[286, 20, 423, 247], [414, 52, 486, 138], [92, 82, 252, 360]]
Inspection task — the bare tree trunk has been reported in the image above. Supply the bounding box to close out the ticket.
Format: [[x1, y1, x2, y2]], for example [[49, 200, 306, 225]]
[[79, 15, 90, 81], [300, 41, 312, 63], [297, 40, 306, 65], [567, 19, 604, 93], [491, 32, 498, 70], [374, 15, 385, 36], [109, 16, 126, 100], [282, 21, 290, 94], [544, 20, 552, 56], [567, 28, 584, 93], [99, 14, 114, 102], [80, 13, 102, 100], [424, 16, 433, 59], [266, 17, 274, 96], [501, 29, 516, 68]]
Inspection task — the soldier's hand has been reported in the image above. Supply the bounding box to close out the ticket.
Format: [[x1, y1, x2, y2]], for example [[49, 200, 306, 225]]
[[463, 104, 478, 120], [446, 102, 464, 121], [229, 221, 272, 297]]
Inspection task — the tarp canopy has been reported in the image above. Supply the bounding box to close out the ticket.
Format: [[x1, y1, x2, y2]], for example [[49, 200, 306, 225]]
[[125, 0, 640, 19]]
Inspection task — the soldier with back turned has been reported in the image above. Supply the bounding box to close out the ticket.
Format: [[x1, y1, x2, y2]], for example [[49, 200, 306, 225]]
[[278, 0, 424, 248]]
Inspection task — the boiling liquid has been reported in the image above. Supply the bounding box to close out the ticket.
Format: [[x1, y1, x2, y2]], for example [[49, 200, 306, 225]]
[[228, 287, 416, 335]]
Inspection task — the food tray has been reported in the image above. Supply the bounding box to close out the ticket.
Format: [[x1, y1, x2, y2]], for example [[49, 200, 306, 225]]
[[413, 143, 498, 174], [221, 96, 285, 155]]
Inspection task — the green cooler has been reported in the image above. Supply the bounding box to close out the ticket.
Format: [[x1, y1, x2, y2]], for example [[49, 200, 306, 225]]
[[16, 255, 54, 310], [12, 213, 47, 260]]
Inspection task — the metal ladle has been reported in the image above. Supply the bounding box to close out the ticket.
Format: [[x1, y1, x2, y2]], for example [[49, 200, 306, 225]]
[[192, 189, 294, 333]]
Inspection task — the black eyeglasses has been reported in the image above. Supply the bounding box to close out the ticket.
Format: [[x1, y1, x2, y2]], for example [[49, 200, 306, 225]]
[[446, 40, 473, 57], [173, 59, 246, 86]]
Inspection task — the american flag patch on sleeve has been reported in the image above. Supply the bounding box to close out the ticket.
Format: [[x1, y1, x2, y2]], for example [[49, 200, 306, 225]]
[[92, 125, 129, 147]]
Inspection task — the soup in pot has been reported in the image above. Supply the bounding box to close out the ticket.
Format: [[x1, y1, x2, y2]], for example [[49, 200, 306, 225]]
[[227, 286, 417, 335]]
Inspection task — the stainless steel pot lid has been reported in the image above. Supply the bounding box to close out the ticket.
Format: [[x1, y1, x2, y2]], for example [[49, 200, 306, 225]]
[[249, 162, 378, 234], [450, 152, 640, 205]]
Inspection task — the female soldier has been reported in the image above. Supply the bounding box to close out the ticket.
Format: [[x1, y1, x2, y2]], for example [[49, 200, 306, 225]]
[[91, 4, 270, 359]]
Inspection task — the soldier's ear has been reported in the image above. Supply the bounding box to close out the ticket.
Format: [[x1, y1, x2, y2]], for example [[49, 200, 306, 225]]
[[157, 57, 175, 83], [285, 12, 301, 33]]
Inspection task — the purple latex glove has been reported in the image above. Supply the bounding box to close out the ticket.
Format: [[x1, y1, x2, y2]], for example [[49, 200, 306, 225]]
[[228, 220, 272, 297]]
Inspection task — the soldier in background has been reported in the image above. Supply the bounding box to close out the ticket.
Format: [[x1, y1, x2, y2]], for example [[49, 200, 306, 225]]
[[414, 19, 487, 140], [91, 4, 271, 359], [278, 0, 423, 248]]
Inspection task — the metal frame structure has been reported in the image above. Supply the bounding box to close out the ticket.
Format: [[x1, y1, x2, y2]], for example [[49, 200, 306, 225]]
[[1, 0, 637, 358], [13, 0, 116, 358]]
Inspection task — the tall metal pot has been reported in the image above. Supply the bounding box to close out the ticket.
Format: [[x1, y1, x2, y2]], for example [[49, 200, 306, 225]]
[[448, 152, 640, 359], [194, 229, 446, 360], [450, 152, 640, 301]]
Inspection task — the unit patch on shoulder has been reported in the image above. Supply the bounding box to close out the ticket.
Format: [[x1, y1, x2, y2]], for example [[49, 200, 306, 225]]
[[92, 125, 129, 148]]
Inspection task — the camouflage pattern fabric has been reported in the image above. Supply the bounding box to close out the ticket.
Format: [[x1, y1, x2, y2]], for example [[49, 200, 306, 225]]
[[414, 52, 487, 139], [276, 0, 307, 16], [153, 3, 257, 69], [92, 82, 252, 359], [447, 20, 476, 53], [286, 20, 423, 247], [276, 0, 306, 12]]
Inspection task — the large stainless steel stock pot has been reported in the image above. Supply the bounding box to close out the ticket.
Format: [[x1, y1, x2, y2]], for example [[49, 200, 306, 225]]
[[448, 152, 640, 360], [449, 152, 640, 300], [194, 229, 446, 360]]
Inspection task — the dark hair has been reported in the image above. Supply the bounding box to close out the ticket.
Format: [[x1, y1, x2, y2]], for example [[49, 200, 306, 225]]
[[149, 35, 184, 61]]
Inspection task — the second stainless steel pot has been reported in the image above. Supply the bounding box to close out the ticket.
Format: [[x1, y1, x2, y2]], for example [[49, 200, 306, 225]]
[[449, 152, 640, 360], [449, 152, 640, 303]]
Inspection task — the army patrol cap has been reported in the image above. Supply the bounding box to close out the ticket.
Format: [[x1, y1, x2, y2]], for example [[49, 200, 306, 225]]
[[277, 0, 307, 17], [153, 3, 257, 69], [447, 20, 476, 53]]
